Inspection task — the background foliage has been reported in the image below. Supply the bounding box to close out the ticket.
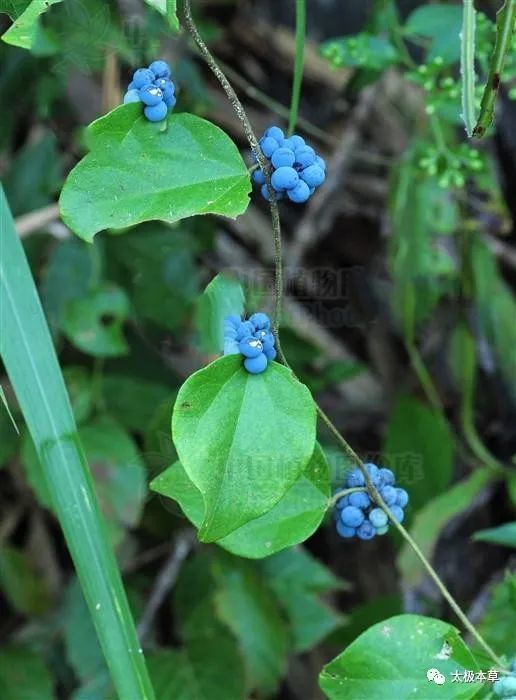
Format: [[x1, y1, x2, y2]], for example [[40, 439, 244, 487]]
[[1, 0, 516, 698]]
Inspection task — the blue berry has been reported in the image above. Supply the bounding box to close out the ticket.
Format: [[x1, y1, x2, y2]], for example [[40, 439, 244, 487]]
[[376, 525, 389, 536], [346, 468, 365, 488], [244, 354, 268, 374], [340, 505, 365, 528], [154, 77, 175, 94], [239, 336, 263, 359], [289, 135, 305, 149], [132, 68, 155, 88], [123, 89, 141, 104], [282, 137, 296, 150], [271, 147, 296, 168], [369, 508, 388, 528], [271, 166, 299, 192], [223, 323, 238, 339], [249, 312, 270, 330], [260, 136, 280, 158], [356, 521, 376, 540], [294, 146, 316, 168], [300, 164, 326, 187], [264, 346, 277, 361], [224, 315, 241, 328], [336, 521, 356, 538], [144, 101, 168, 122], [252, 170, 266, 185], [261, 184, 283, 201], [265, 126, 284, 142], [139, 85, 163, 106], [494, 677, 516, 696], [315, 155, 327, 171], [224, 338, 240, 355], [348, 492, 370, 509], [378, 468, 395, 486], [287, 180, 310, 203], [390, 505, 405, 522], [127, 80, 137, 90], [149, 60, 171, 79], [380, 485, 397, 506], [260, 332, 275, 352], [236, 320, 255, 340], [335, 494, 350, 509], [395, 488, 409, 508], [163, 92, 176, 109], [365, 463, 382, 486]]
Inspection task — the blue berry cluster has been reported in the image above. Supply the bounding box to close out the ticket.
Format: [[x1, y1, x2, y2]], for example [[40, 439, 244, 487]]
[[252, 126, 326, 204], [223, 313, 277, 375], [334, 463, 409, 540], [494, 663, 516, 699], [123, 60, 176, 122]]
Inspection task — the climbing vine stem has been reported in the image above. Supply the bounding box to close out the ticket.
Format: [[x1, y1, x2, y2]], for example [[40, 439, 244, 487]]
[[179, 0, 505, 671]]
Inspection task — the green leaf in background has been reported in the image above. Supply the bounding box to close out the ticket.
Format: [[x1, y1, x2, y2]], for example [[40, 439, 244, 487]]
[[0, 186, 155, 699], [196, 273, 245, 353], [107, 223, 200, 332], [260, 548, 343, 652], [397, 469, 493, 587], [172, 354, 317, 542], [22, 417, 147, 545], [403, 5, 463, 63], [61, 284, 130, 357], [213, 554, 289, 695], [59, 108, 251, 242], [41, 238, 101, 335], [473, 522, 516, 548], [142, 0, 179, 31], [320, 33, 398, 71], [1, 0, 62, 49], [80, 417, 147, 545], [0, 406, 19, 468], [0, 645, 55, 700], [2, 133, 61, 216], [0, 545, 51, 615], [151, 442, 330, 558], [471, 238, 516, 404], [63, 578, 107, 686], [389, 157, 457, 329], [170, 554, 247, 699], [319, 614, 482, 699], [101, 375, 173, 432], [477, 573, 516, 659], [63, 367, 94, 425], [147, 644, 245, 700], [382, 395, 454, 512]]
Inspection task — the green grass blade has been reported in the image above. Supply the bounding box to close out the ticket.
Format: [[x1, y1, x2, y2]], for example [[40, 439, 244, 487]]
[[461, 0, 477, 137], [288, 0, 306, 136], [0, 186, 155, 700], [473, 0, 516, 137]]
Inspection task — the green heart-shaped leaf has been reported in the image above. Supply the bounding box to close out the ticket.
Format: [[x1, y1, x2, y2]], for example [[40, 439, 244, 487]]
[[151, 442, 329, 558], [320, 614, 482, 700], [172, 355, 317, 542], [59, 107, 251, 241]]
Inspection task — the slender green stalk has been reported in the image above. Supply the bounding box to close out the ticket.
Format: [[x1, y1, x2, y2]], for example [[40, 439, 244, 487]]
[[473, 0, 516, 137], [459, 324, 506, 474], [461, 0, 477, 137], [0, 187, 155, 700], [288, 0, 306, 135], [180, 5, 507, 672]]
